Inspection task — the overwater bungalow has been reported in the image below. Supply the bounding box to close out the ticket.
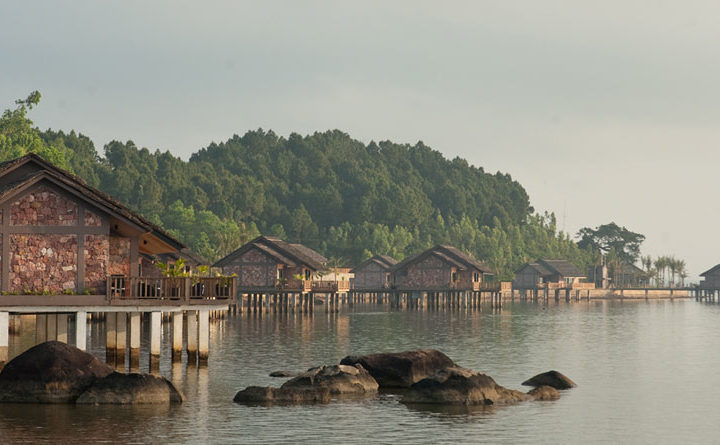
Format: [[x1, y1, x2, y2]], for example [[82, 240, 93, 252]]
[[351, 254, 398, 291], [513, 259, 585, 290], [213, 235, 335, 292], [699, 264, 720, 289], [391, 245, 493, 291], [0, 154, 235, 365]]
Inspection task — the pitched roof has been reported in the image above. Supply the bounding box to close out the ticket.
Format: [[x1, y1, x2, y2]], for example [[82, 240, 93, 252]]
[[350, 254, 398, 273], [213, 236, 327, 270], [614, 262, 648, 276], [392, 245, 492, 274], [700, 264, 720, 277], [538, 259, 585, 278], [0, 153, 184, 252], [515, 262, 553, 276]]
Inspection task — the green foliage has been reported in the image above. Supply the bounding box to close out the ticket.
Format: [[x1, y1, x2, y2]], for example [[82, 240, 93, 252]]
[[2, 93, 599, 277], [0, 91, 72, 169], [577, 222, 645, 264]]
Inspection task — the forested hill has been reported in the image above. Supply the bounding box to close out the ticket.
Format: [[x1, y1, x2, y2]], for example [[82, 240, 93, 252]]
[[2, 94, 592, 278]]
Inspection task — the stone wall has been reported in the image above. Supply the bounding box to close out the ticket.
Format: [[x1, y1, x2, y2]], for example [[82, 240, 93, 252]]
[[84, 235, 109, 292], [84, 210, 102, 227], [11, 186, 78, 226], [108, 236, 130, 276], [395, 256, 451, 290], [353, 262, 388, 289], [9, 234, 77, 292], [224, 248, 278, 288]]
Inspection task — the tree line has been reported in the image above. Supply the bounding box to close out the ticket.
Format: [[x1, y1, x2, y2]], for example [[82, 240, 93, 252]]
[[3, 91, 678, 281]]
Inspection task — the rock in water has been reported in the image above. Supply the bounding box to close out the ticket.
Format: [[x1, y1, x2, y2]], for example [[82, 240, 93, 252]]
[[269, 371, 296, 378], [522, 371, 576, 390], [76, 372, 185, 404], [283, 364, 378, 394], [234, 386, 332, 404], [0, 341, 113, 403], [402, 367, 531, 406], [234, 364, 378, 404], [340, 349, 454, 388], [527, 385, 560, 401]]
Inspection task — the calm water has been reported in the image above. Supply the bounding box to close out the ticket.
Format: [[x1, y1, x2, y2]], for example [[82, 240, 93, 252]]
[[1, 300, 719, 444]]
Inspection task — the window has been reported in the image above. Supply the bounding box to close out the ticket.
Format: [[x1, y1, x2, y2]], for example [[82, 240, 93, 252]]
[[451, 272, 458, 282], [277, 268, 284, 280], [473, 272, 479, 282], [304, 269, 311, 280]]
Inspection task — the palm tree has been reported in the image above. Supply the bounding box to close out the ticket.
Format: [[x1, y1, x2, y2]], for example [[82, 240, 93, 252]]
[[668, 256, 677, 287], [675, 259, 687, 287], [654, 258, 666, 287]]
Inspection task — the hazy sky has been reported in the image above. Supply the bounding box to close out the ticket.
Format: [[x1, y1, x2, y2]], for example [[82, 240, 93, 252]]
[[2, 1, 719, 278]]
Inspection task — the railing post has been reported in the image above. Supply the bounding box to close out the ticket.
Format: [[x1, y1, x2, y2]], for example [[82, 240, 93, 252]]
[[185, 277, 191, 301]]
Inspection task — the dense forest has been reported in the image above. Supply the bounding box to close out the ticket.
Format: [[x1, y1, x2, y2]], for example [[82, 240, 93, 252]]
[[1, 92, 594, 279]]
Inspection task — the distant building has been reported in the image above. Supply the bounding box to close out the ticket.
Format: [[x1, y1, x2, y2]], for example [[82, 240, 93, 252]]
[[391, 245, 492, 291], [700, 264, 720, 289], [141, 248, 210, 278], [513, 259, 585, 289], [213, 236, 328, 292], [351, 254, 398, 290]]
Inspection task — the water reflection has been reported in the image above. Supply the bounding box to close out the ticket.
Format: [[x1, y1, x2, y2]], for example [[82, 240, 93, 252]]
[[2, 301, 720, 443]]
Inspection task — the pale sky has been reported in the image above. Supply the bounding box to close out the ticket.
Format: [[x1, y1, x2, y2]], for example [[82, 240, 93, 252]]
[[1, 1, 718, 279]]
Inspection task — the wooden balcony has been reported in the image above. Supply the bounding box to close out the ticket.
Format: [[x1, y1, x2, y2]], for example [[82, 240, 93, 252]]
[[107, 276, 237, 303], [311, 280, 351, 292]]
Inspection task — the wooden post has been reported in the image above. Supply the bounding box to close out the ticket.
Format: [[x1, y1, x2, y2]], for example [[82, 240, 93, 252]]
[[198, 309, 209, 364], [187, 311, 198, 364], [75, 311, 87, 351], [129, 312, 141, 368], [116, 312, 127, 367], [172, 312, 183, 362], [0, 312, 8, 366]]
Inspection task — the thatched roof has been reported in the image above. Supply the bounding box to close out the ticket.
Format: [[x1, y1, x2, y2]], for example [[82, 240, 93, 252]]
[[538, 259, 585, 278], [516, 259, 585, 278], [351, 254, 398, 273], [392, 245, 492, 274], [213, 236, 327, 270]]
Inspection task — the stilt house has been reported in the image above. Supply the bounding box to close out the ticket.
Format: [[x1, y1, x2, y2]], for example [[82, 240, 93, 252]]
[[513, 259, 585, 289], [700, 264, 720, 289], [213, 236, 329, 292], [351, 254, 398, 290], [0, 153, 186, 295], [391, 245, 492, 291]]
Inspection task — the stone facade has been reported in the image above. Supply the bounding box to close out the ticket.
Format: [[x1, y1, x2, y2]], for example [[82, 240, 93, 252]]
[[84, 210, 102, 227], [353, 262, 390, 290], [108, 236, 130, 277], [9, 234, 77, 293], [84, 235, 109, 292], [223, 248, 278, 288], [394, 256, 452, 290], [11, 186, 78, 226]]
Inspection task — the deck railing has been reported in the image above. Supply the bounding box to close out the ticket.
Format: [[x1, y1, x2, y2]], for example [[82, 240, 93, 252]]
[[107, 276, 237, 302], [311, 280, 351, 292]]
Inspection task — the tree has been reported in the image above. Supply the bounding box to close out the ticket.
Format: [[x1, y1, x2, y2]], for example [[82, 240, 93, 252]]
[[577, 223, 645, 265], [0, 91, 71, 168]]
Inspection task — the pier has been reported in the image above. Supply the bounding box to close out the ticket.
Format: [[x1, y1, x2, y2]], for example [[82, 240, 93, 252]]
[[0, 276, 235, 368]]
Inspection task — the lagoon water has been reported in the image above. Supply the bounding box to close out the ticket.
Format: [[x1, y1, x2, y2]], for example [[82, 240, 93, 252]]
[[1, 300, 719, 444]]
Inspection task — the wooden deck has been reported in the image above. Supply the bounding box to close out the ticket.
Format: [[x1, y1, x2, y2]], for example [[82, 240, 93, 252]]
[[0, 276, 237, 311]]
